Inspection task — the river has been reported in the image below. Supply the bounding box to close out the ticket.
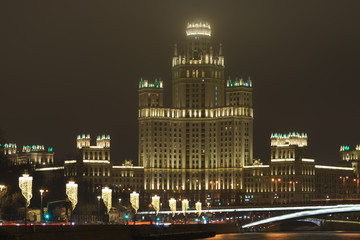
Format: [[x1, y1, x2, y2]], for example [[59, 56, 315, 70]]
[[200, 232, 360, 240]]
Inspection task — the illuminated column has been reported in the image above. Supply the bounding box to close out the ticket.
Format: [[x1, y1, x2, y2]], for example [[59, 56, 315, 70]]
[[195, 201, 202, 217], [102, 187, 112, 213], [66, 181, 78, 211], [19, 173, 33, 207], [130, 191, 139, 214], [182, 199, 189, 216], [152, 195, 160, 215], [169, 198, 176, 217], [19, 172, 33, 225], [0, 185, 7, 220]]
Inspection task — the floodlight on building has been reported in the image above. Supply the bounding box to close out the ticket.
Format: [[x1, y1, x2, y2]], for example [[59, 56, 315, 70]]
[[102, 187, 112, 213], [169, 198, 176, 217], [195, 201, 202, 217], [182, 199, 189, 216], [152, 195, 160, 215], [66, 181, 78, 211], [130, 191, 139, 214]]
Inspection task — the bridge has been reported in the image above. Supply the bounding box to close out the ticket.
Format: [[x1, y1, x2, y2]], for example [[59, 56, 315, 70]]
[[242, 204, 360, 228], [138, 204, 360, 215]]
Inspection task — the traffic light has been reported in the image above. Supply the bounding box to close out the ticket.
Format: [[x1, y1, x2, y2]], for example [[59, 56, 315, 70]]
[[45, 214, 50, 220], [125, 214, 129, 219]]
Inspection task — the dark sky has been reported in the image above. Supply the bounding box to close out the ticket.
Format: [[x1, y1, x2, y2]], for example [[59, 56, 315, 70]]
[[1, 0, 359, 165]]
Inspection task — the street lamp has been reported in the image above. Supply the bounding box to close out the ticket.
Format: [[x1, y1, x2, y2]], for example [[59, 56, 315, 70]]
[[19, 172, 33, 225], [40, 189, 44, 222], [97, 196, 101, 221]]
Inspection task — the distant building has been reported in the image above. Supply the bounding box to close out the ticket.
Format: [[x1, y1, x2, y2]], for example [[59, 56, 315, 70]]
[[243, 132, 359, 205], [64, 134, 144, 205], [1, 142, 54, 166], [340, 145, 360, 178]]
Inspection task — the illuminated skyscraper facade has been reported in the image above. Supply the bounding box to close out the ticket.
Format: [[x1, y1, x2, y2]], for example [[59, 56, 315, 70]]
[[138, 20, 253, 204]]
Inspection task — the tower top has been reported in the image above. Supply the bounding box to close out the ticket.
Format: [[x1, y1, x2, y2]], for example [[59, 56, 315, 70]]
[[186, 19, 211, 37], [226, 76, 252, 88], [139, 77, 163, 89], [271, 132, 307, 147]]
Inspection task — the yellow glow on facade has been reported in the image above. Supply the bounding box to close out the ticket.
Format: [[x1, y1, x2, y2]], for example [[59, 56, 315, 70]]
[[102, 187, 112, 213], [19, 173, 33, 207], [152, 195, 160, 215], [195, 201, 202, 217], [130, 191, 139, 214], [66, 181, 78, 211], [169, 198, 176, 216], [182, 199, 189, 216]]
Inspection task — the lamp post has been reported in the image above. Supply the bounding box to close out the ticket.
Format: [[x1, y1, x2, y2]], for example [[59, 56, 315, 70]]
[[40, 189, 44, 222], [207, 202, 210, 223], [0, 185, 7, 220], [97, 196, 101, 222], [19, 172, 33, 225], [130, 191, 139, 225]]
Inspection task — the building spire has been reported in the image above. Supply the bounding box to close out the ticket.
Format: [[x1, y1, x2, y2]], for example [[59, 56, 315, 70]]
[[219, 43, 223, 56]]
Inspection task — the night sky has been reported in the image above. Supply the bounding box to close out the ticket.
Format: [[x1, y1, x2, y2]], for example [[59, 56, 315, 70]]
[[1, 1, 359, 165]]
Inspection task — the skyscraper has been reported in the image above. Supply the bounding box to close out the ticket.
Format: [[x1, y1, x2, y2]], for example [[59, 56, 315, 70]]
[[138, 19, 253, 205]]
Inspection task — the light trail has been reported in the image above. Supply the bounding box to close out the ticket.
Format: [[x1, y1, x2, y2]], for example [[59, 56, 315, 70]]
[[242, 205, 360, 228]]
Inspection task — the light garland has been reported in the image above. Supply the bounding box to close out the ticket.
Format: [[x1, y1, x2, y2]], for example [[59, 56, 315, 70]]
[[102, 187, 112, 213], [152, 195, 160, 215], [130, 191, 139, 214], [66, 181, 78, 211], [169, 198, 176, 217], [19, 173, 33, 207], [182, 199, 189, 216], [195, 201, 202, 217]]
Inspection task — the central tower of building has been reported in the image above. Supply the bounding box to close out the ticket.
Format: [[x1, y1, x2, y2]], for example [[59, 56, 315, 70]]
[[172, 21, 224, 109], [138, 19, 253, 205]]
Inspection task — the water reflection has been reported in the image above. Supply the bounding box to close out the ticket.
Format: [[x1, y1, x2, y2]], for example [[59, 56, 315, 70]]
[[202, 232, 360, 240]]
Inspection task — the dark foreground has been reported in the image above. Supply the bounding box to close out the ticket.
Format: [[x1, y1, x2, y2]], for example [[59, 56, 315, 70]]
[[199, 232, 360, 240], [1, 222, 360, 240], [0, 223, 238, 240]]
